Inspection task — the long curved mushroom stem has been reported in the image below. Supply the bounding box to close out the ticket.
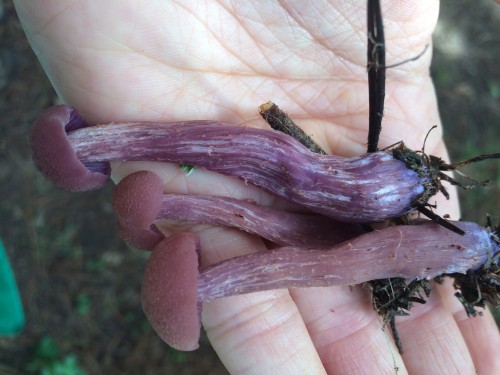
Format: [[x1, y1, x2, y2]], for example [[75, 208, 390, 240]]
[[31, 105, 437, 223], [198, 221, 498, 300], [142, 222, 500, 351], [113, 171, 364, 250]]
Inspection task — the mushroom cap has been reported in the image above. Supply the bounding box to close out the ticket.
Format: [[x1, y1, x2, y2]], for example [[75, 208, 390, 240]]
[[113, 171, 164, 250], [29, 105, 110, 191], [141, 233, 201, 351]]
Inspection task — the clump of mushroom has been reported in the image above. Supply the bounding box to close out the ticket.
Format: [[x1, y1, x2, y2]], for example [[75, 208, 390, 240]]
[[29, 104, 500, 352]]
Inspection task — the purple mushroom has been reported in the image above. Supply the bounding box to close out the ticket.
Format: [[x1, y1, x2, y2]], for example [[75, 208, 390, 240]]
[[112, 171, 364, 250], [30, 105, 441, 223], [141, 222, 499, 351]]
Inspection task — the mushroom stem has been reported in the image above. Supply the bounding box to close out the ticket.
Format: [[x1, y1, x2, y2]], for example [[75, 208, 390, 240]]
[[113, 171, 364, 250], [32, 105, 431, 222], [71, 123, 426, 223], [157, 193, 364, 247], [198, 221, 498, 300]]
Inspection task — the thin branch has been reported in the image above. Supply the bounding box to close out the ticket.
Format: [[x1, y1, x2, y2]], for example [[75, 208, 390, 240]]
[[366, 0, 386, 153], [259, 101, 326, 154]]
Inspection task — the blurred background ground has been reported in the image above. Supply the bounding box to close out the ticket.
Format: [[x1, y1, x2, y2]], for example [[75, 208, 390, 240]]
[[0, 0, 498, 374]]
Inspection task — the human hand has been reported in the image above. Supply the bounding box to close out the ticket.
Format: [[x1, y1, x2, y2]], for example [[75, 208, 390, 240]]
[[15, 0, 499, 373]]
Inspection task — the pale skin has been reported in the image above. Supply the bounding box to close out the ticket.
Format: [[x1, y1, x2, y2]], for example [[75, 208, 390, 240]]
[[14, 0, 500, 374]]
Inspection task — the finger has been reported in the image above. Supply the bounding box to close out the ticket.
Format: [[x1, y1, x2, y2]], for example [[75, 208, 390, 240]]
[[203, 292, 326, 375], [394, 285, 476, 374], [436, 278, 500, 374], [289, 286, 407, 374]]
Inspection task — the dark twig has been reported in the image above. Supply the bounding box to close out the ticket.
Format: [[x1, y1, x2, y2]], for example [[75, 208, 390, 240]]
[[371, 277, 431, 354], [438, 152, 500, 171], [366, 0, 385, 153], [259, 101, 326, 154], [385, 44, 429, 69], [417, 205, 465, 235], [429, 152, 500, 191], [366, 0, 407, 353]]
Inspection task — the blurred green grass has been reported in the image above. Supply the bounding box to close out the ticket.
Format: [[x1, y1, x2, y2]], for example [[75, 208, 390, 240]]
[[432, 0, 500, 224], [432, 0, 500, 324]]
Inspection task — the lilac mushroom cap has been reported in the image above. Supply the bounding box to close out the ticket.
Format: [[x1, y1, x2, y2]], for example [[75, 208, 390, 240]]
[[141, 233, 201, 351], [29, 105, 110, 191], [113, 171, 165, 250]]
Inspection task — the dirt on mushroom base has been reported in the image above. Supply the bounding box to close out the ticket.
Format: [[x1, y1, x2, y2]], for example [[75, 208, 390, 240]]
[[0, 1, 499, 375]]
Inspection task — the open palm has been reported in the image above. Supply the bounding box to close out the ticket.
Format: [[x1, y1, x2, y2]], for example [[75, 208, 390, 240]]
[[15, 0, 499, 373]]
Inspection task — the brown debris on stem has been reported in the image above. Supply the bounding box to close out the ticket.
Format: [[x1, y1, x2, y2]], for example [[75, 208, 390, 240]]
[[259, 101, 326, 154]]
